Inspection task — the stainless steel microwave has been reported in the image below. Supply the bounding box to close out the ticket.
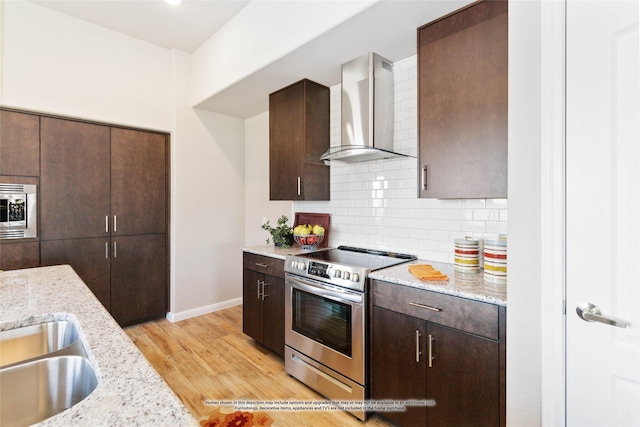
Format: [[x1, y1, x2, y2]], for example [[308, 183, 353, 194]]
[[0, 183, 37, 239]]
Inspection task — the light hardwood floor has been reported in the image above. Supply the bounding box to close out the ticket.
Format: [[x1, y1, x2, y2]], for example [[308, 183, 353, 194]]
[[124, 305, 394, 426]]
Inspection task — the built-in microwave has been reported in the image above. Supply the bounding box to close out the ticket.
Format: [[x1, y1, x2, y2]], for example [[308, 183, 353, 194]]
[[0, 183, 37, 239]]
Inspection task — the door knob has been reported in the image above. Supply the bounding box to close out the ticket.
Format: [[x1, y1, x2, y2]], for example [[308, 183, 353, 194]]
[[576, 303, 629, 328]]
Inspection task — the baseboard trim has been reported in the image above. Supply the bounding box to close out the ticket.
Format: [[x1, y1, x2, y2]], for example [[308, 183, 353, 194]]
[[166, 297, 243, 322]]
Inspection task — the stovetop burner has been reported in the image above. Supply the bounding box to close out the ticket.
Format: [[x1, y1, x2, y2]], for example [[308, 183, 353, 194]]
[[299, 245, 416, 271], [284, 246, 416, 292]]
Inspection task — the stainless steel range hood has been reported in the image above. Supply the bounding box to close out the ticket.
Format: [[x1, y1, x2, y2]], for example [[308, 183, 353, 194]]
[[320, 52, 413, 164]]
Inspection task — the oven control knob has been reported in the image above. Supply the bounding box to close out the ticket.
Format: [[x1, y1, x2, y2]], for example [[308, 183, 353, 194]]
[[333, 270, 341, 278], [342, 271, 350, 280], [298, 262, 306, 271], [352, 273, 360, 282]]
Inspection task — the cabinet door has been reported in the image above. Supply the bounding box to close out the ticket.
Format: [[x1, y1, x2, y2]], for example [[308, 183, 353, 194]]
[[111, 128, 166, 236], [371, 306, 427, 427], [41, 238, 111, 310], [261, 274, 285, 357], [427, 322, 500, 426], [418, 0, 508, 199], [0, 110, 40, 177], [269, 81, 304, 200], [242, 268, 265, 343], [0, 241, 40, 271], [110, 234, 166, 326], [40, 117, 110, 240]]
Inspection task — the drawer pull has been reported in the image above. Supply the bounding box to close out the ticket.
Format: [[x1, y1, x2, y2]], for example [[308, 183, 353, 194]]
[[255, 262, 269, 268], [415, 330, 422, 363], [409, 302, 442, 312]]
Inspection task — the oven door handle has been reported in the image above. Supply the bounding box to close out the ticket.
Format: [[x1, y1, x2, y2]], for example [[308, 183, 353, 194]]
[[287, 277, 363, 305]]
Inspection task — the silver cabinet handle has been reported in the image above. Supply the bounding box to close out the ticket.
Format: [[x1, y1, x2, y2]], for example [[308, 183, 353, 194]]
[[113, 241, 117, 258], [428, 334, 434, 368], [255, 262, 269, 268], [297, 176, 301, 196], [105, 241, 109, 259], [577, 303, 629, 328], [421, 165, 428, 191], [114, 215, 117, 233], [415, 330, 422, 362], [409, 301, 442, 312], [105, 216, 109, 233], [262, 281, 269, 300], [257, 280, 263, 300]]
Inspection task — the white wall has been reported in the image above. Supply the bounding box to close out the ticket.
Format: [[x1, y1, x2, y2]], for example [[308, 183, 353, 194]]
[[170, 51, 245, 319], [0, 1, 247, 321], [190, 0, 376, 107], [506, 1, 543, 425], [244, 112, 293, 246], [0, 0, 172, 131]]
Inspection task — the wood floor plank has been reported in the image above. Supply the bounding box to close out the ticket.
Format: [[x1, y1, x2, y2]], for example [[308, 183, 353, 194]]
[[125, 304, 393, 426]]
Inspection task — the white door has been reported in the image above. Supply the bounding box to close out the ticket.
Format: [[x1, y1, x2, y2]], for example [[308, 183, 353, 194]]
[[566, 1, 640, 426]]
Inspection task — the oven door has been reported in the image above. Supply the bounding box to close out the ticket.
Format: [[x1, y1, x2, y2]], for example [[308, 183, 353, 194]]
[[285, 273, 365, 385]]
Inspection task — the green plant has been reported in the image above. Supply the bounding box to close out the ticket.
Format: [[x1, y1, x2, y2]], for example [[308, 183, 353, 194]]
[[261, 215, 293, 247]]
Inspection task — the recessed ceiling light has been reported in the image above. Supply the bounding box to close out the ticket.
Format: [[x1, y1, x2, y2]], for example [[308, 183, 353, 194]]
[[164, 0, 182, 5]]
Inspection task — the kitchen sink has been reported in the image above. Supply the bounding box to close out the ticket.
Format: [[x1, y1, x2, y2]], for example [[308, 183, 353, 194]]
[[0, 320, 81, 368], [0, 355, 98, 427]]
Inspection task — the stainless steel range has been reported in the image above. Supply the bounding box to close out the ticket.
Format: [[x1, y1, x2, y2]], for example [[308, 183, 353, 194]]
[[284, 246, 415, 420]]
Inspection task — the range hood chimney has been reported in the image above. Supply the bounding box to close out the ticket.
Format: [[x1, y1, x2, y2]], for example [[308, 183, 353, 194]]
[[320, 52, 413, 164]]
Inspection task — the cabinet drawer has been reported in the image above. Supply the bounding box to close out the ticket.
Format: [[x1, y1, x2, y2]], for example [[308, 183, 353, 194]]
[[371, 280, 499, 340], [243, 253, 285, 279]]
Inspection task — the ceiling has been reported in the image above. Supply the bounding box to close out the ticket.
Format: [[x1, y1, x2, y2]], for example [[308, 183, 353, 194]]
[[28, 0, 473, 118], [30, 0, 251, 53]]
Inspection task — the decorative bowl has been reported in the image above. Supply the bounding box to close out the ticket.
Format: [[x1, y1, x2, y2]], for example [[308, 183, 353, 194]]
[[293, 234, 324, 250]]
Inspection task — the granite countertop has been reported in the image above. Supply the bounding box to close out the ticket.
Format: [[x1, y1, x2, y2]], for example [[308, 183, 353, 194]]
[[0, 265, 198, 427], [243, 245, 506, 306], [242, 244, 332, 259], [369, 260, 507, 306]]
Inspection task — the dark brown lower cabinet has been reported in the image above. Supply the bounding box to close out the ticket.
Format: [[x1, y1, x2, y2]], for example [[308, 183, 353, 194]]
[[242, 252, 285, 357], [0, 241, 40, 271], [110, 234, 166, 326], [372, 306, 427, 427], [41, 234, 166, 326], [371, 280, 506, 427], [41, 238, 111, 310]]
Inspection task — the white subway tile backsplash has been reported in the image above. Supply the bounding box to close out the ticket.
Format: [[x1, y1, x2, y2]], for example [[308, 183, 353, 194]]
[[294, 54, 508, 262]]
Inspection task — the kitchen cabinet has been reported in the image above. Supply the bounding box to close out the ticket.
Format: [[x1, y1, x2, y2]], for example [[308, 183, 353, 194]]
[[40, 116, 168, 326], [269, 79, 330, 201], [0, 241, 40, 271], [0, 109, 40, 177], [40, 118, 111, 240], [242, 252, 285, 357], [417, 0, 508, 199], [370, 279, 506, 427], [41, 238, 111, 310]]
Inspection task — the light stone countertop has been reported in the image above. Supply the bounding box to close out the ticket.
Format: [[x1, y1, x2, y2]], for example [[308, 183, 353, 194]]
[[0, 265, 198, 427], [369, 260, 507, 306], [243, 245, 506, 306], [242, 244, 332, 260]]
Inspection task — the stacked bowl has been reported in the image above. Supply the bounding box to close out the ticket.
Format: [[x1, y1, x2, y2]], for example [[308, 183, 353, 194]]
[[483, 238, 507, 284], [454, 238, 482, 273]]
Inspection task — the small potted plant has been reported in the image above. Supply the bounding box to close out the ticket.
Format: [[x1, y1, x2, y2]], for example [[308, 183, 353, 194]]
[[261, 215, 294, 247]]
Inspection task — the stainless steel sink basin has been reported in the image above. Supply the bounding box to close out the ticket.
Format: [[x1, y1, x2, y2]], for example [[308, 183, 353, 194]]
[[0, 355, 98, 427], [0, 321, 80, 368]]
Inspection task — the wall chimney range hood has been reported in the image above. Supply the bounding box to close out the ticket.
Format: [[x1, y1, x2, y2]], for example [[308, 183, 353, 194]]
[[320, 52, 413, 164]]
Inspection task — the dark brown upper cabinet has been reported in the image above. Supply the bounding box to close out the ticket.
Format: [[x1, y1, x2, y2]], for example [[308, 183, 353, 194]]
[[269, 79, 330, 201], [418, 0, 508, 199], [40, 117, 111, 240], [0, 109, 40, 177], [111, 128, 166, 236]]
